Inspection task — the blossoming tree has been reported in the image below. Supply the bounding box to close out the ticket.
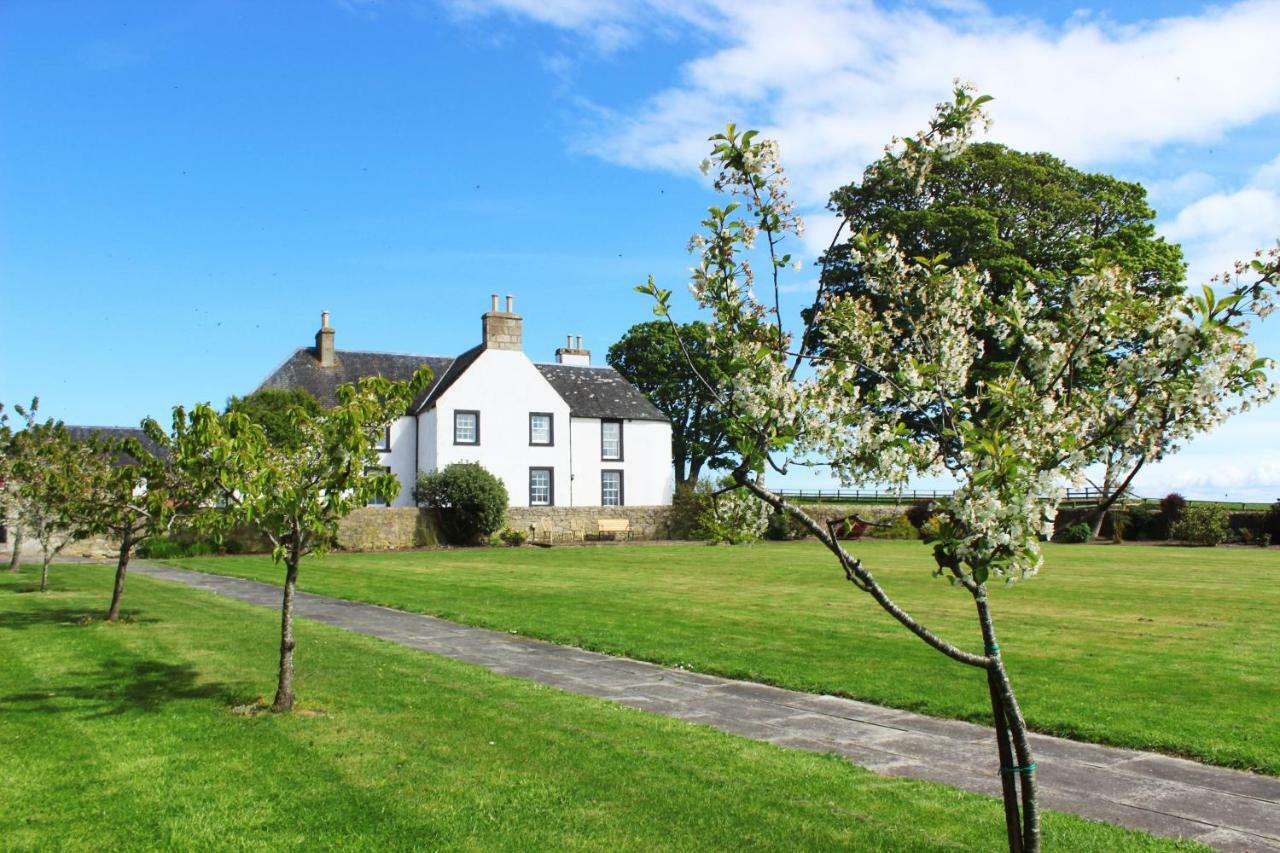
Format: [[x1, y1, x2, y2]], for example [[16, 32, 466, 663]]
[[164, 367, 431, 713], [640, 85, 1278, 852]]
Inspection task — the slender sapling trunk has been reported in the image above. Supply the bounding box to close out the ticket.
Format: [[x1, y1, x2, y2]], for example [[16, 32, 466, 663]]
[[271, 548, 301, 713], [39, 553, 51, 591], [976, 590, 1040, 853], [106, 533, 133, 623], [7, 526, 21, 573]]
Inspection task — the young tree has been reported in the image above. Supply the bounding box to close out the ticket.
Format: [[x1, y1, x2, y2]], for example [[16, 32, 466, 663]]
[[820, 137, 1189, 533], [166, 368, 430, 712], [69, 427, 204, 622], [640, 85, 1277, 852], [1, 399, 39, 573], [607, 321, 733, 485], [8, 418, 97, 592]]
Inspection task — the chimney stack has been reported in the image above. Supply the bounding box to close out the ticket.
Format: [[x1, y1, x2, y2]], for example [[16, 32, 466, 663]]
[[482, 293, 522, 351], [315, 311, 336, 367], [556, 334, 591, 366]]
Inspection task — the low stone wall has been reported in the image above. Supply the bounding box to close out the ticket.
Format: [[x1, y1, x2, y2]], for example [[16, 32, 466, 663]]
[[336, 507, 440, 551], [506, 506, 673, 541]]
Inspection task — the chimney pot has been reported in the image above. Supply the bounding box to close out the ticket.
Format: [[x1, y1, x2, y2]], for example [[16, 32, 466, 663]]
[[575, 335, 582, 349], [505, 295, 513, 313], [566, 335, 573, 348], [321, 310, 330, 329], [491, 293, 499, 311]]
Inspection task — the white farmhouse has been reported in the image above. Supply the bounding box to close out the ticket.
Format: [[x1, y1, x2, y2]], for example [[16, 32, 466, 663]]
[[256, 296, 675, 509]]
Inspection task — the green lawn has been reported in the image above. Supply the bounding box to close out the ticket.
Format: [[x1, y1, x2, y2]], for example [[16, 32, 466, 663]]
[[0, 566, 1194, 851], [165, 540, 1280, 774]]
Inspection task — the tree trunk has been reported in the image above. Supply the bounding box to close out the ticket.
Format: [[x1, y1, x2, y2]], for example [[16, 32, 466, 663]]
[[271, 550, 301, 713], [106, 535, 133, 623], [686, 456, 705, 487], [976, 589, 1040, 853], [39, 553, 51, 592], [7, 526, 21, 573], [987, 668, 1023, 853]]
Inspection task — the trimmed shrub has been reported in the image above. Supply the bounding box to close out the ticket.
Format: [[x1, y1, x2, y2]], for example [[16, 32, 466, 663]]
[[904, 499, 935, 530], [765, 510, 811, 541], [868, 513, 920, 540], [1264, 500, 1280, 543], [498, 527, 527, 547], [1063, 522, 1093, 543], [414, 463, 508, 545], [669, 482, 715, 540], [1170, 504, 1229, 546]]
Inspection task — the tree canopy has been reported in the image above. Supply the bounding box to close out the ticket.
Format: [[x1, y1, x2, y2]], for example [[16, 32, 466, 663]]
[[225, 387, 322, 450], [607, 320, 733, 486], [823, 141, 1186, 303]]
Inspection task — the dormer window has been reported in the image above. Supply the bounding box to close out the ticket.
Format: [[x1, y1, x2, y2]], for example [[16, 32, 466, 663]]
[[601, 419, 623, 460], [454, 410, 479, 445], [529, 412, 553, 446]]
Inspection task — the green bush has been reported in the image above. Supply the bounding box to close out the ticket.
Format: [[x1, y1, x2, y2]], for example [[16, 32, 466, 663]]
[[1171, 504, 1229, 546], [867, 513, 920, 540], [1063, 522, 1093, 543], [414, 463, 508, 545], [669, 482, 714, 540], [765, 510, 811, 541], [498, 527, 527, 547]]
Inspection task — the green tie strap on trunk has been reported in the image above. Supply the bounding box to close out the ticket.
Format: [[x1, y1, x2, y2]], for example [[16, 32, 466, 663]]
[[986, 643, 1000, 654], [1000, 763, 1036, 775]]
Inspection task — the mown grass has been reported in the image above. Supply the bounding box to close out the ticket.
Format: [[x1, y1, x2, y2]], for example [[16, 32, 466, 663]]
[[167, 540, 1280, 774], [0, 565, 1196, 851]]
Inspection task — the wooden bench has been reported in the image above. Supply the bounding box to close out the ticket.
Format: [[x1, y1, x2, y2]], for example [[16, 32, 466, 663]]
[[596, 518, 631, 541]]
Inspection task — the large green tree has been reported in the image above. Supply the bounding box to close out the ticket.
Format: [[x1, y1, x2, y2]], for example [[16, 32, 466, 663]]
[[820, 142, 1188, 523], [226, 387, 322, 450], [607, 320, 732, 486]]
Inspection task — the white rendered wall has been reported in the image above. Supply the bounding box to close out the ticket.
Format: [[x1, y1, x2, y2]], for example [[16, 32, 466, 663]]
[[569, 417, 674, 507], [432, 349, 572, 506], [379, 416, 418, 507]]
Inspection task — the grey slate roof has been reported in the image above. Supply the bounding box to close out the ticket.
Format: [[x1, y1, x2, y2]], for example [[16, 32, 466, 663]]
[[257, 346, 669, 423], [257, 348, 454, 410], [65, 426, 167, 463], [535, 364, 668, 422]]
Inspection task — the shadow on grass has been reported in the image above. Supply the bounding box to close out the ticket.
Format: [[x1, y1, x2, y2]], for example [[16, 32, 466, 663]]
[[0, 607, 158, 629], [1, 657, 248, 719]]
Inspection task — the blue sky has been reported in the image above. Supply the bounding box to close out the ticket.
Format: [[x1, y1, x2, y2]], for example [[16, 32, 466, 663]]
[[3, 0, 1279, 500]]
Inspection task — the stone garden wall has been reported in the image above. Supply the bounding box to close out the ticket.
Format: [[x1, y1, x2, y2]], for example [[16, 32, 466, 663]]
[[505, 505, 674, 541], [335, 507, 440, 551]]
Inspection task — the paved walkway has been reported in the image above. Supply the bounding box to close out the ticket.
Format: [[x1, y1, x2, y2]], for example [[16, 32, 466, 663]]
[[136, 563, 1280, 852]]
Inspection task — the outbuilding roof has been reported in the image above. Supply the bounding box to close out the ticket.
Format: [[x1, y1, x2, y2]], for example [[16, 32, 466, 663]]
[[65, 425, 168, 463]]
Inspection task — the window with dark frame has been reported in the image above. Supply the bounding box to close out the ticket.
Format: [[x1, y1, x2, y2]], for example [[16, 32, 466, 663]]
[[365, 466, 393, 507], [529, 412, 554, 446], [601, 470, 623, 507], [454, 410, 479, 445], [601, 419, 623, 460], [529, 467, 553, 506], [375, 424, 391, 452]]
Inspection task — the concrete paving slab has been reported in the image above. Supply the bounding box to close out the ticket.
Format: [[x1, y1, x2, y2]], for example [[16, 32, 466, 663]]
[[134, 562, 1280, 852]]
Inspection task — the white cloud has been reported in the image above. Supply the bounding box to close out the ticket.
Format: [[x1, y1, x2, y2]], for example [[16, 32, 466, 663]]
[[455, 0, 1280, 202], [1162, 154, 1280, 286]]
